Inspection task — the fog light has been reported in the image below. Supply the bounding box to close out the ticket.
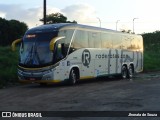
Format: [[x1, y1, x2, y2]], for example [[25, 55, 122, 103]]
[[46, 77, 50, 80]]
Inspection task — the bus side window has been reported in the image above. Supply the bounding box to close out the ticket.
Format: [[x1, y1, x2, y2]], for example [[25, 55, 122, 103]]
[[53, 43, 64, 63], [73, 30, 88, 49], [94, 32, 101, 48], [112, 34, 122, 49], [122, 35, 130, 50], [88, 32, 94, 48], [101, 33, 112, 48]]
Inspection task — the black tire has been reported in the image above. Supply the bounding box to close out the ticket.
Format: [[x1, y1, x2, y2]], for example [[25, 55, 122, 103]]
[[121, 65, 128, 79], [127, 65, 134, 79], [69, 69, 77, 85], [39, 83, 47, 86]]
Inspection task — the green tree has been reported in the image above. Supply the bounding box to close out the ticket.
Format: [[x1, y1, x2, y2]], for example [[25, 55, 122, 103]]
[[142, 31, 160, 52], [40, 12, 77, 24], [0, 18, 28, 46]]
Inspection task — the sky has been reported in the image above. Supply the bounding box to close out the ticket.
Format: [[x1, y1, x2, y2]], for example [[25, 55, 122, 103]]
[[0, 0, 160, 34]]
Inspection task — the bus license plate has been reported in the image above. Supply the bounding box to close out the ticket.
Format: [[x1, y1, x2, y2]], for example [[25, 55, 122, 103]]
[[30, 78, 36, 81]]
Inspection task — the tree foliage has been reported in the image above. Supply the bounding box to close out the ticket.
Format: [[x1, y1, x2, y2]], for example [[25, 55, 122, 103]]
[[142, 31, 160, 52], [40, 12, 77, 24], [142, 31, 160, 71], [0, 18, 28, 46]]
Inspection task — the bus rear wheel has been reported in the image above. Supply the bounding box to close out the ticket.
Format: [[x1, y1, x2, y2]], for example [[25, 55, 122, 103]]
[[121, 65, 128, 79], [69, 69, 77, 85], [127, 65, 134, 79]]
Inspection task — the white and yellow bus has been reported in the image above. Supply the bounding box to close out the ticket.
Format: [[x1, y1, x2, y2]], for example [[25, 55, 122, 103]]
[[12, 23, 143, 85]]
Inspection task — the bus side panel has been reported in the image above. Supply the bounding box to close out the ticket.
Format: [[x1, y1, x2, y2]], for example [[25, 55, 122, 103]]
[[121, 50, 135, 69], [55, 61, 70, 81], [94, 49, 109, 77], [79, 49, 94, 79], [63, 49, 92, 80], [117, 49, 123, 74], [133, 51, 143, 73]]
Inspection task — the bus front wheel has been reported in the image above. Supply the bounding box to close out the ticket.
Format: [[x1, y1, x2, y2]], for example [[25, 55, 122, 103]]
[[39, 83, 47, 86], [69, 69, 77, 85]]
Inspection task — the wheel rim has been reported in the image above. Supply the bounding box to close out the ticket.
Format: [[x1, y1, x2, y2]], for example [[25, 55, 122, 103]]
[[128, 66, 133, 78], [71, 70, 76, 84], [122, 66, 127, 79]]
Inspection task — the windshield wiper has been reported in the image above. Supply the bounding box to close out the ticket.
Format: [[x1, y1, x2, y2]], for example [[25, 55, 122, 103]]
[[32, 43, 41, 65], [24, 45, 34, 65]]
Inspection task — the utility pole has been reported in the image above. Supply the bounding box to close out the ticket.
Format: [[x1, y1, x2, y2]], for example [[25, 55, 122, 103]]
[[43, 0, 46, 24], [97, 17, 101, 28], [116, 20, 120, 31], [133, 18, 138, 34]]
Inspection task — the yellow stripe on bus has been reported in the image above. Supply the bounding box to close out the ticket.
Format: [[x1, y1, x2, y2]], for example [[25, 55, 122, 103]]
[[19, 80, 61, 83], [18, 65, 51, 71], [80, 76, 95, 80]]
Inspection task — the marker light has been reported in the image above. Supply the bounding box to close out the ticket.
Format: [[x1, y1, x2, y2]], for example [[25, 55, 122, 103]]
[[26, 34, 36, 38]]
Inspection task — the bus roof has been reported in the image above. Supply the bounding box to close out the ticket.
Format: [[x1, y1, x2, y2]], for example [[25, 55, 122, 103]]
[[26, 23, 139, 36], [26, 23, 73, 34]]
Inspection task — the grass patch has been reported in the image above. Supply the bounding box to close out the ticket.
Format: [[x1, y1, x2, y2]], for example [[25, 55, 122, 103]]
[[0, 46, 18, 88], [144, 50, 160, 72]]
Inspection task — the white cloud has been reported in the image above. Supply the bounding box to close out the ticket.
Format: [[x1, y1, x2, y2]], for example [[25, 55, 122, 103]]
[[0, 11, 6, 18], [47, 6, 61, 15], [62, 4, 98, 26], [0, 3, 98, 28], [0, 4, 60, 28], [0, 4, 40, 27]]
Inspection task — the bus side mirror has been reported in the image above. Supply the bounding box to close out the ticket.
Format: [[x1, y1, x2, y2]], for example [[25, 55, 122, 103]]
[[11, 39, 22, 51], [49, 36, 65, 52]]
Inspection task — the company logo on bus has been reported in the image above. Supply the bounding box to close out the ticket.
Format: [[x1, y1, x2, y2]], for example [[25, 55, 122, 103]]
[[82, 49, 91, 67]]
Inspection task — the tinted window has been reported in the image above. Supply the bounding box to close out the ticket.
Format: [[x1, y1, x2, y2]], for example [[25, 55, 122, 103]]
[[20, 32, 57, 67], [58, 30, 74, 55], [112, 34, 122, 49], [94, 32, 101, 48], [73, 30, 88, 48], [58, 30, 74, 44], [131, 36, 143, 50], [101, 33, 112, 48], [122, 35, 131, 50], [88, 32, 94, 48], [88, 32, 101, 48]]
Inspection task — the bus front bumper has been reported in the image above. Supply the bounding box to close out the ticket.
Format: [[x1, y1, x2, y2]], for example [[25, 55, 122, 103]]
[[18, 69, 61, 84]]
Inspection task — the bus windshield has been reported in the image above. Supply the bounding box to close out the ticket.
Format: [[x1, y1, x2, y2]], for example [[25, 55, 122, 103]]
[[19, 32, 58, 67]]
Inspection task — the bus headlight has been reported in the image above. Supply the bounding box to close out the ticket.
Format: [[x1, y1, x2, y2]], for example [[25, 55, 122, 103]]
[[42, 70, 53, 80]]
